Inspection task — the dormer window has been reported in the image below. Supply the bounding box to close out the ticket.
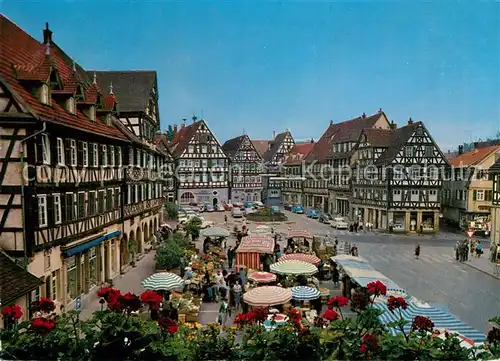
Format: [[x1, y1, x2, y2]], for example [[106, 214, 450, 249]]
[[67, 97, 76, 114], [49, 71, 62, 90], [75, 85, 85, 101], [40, 84, 49, 104]]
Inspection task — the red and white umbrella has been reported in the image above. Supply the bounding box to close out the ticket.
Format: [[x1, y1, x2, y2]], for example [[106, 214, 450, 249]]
[[278, 253, 321, 266], [287, 230, 313, 239], [248, 271, 277, 284], [243, 286, 292, 307]]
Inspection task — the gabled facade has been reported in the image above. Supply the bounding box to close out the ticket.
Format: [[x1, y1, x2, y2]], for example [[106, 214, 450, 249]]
[[488, 159, 500, 261], [282, 141, 315, 205], [441, 145, 499, 230], [222, 134, 263, 202], [0, 18, 168, 317], [260, 130, 295, 206], [169, 118, 230, 205], [352, 119, 449, 232]]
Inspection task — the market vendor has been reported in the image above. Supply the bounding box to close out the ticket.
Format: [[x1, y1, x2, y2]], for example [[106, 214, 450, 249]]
[[183, 267, 193, 281]]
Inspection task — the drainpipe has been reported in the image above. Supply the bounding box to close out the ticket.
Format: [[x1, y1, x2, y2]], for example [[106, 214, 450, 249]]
[[19, 121, 47, 270]]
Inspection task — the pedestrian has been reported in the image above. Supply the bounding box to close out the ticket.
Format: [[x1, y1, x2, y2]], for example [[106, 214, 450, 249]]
[[232, 280, 242, 310], [318, 258, 325, 282], [415, 242, 420, 259], [476, 241, 483, 258], [227, 246, 233, 269], [224, 214, 228, 226], [332, 264, 340, 287], [465, 242, 469, 261], [217, 296, 230, 331], [419, 224, 424, 236], [454, 241, 460, 261]]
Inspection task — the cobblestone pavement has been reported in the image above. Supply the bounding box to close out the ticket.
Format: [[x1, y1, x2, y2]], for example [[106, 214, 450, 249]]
[[202, 210, 500, 333], [79, 251, 156, 320]]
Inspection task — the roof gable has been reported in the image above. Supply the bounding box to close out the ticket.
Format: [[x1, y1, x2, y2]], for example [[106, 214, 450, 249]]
[[450, 146, 500, 167], [284, 141, 315, 165], [262, 131, 294, 162], [222, 135, 245, 158], [359, 128, 394, 148], [252, 140, 270, 157]]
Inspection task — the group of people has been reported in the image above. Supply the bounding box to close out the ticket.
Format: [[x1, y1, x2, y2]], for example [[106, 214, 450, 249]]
[[455, 239, 483, 261]]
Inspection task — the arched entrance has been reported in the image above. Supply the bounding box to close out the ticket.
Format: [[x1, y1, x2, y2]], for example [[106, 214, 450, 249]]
[[149, 220, 153, 238], [136, 228, 143, 254], [143, 223, 149, 245], [153, 218, 158, 235], [212, 197, 218, 206], [180, 192, 195, 205], [121, 234, 128, 266]]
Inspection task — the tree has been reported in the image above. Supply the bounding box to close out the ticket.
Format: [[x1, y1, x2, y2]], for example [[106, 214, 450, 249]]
[[164, 202, 178, 219], [186, 217, 202, 241], [166, 125, 174, 141]]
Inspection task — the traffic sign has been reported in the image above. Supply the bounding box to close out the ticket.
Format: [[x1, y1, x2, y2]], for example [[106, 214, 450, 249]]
[[466, 229, 475, 238]]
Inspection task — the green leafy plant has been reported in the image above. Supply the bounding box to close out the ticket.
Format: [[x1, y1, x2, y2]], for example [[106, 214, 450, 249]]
[[185, 217, 202, 241], [164, 202, 178, 220], [155, 241, 183, 271]]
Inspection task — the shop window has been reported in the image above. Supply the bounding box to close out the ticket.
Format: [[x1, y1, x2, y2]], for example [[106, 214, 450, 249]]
[[89, 247, 97, 288], [67, 256, 78, 301]]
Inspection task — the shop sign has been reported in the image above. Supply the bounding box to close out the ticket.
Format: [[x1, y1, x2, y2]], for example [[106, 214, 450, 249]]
[[466, 229, 475, 238]]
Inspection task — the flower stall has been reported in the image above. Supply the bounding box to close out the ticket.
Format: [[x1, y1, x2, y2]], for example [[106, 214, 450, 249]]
[[235, 235, 275, 272]]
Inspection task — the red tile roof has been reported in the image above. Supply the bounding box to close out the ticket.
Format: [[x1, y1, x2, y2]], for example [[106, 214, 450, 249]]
[[169, 121, 202, 157], [283, 141, 315, 165], [0, 15, 127, 140], [449, 145, 500, 167], [252, 140, 270, 157]]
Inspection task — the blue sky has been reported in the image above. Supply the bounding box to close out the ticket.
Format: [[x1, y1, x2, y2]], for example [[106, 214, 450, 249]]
[[4, 1, 499, 151]]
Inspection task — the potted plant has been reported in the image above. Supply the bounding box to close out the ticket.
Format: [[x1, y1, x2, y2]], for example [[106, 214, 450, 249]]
[[155, 241, 182, 273]]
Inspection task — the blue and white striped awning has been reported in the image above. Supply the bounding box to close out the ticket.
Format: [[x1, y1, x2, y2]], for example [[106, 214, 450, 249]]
[[335, 259, 376, 270], [354, 276, 406, 294], [374, 301, 486, 343], [290, 286, 321, 301]]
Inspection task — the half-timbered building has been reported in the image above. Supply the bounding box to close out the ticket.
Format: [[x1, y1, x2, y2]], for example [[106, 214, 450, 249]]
[[222, 134, 263, 202], [169, 118, 230, 205], [0, 18, 170, 316], [282, 141, 315, 205], [259, 130, 295, 206], [326, 111, 393, 217], [352, 119, 449, 232], [488, 158, 500, 262]]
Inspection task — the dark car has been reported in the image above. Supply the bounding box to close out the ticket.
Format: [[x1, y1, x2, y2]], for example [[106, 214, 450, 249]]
[[284, 203, 292, 211], [319, 213, 333, 223]]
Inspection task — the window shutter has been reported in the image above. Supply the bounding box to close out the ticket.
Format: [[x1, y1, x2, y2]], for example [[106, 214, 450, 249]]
[[36, 136, 44, 164], [61, 194, 66, 222], [65, 139, 71, 165], [49, 135, 56, 165], [473, 190, 477, 201], [77, 141, 84, 166], [47, 196, 54, 226], [89, 144, 95, 167], [65, 194, 73, 221]]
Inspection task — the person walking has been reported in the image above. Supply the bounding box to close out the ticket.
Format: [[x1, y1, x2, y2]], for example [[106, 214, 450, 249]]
[[217, 296, 230, 331], [227, 246, 234, 269], [414, 242, 421, 259], [232, 281, 242, 310], [224, 214, 228, 226], [454, 241, 460, 261], [476, 241, 483, 258]]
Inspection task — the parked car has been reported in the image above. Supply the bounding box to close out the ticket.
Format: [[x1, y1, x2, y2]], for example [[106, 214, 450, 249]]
[[223, 203, 233, 211], [216, 204, 225, 212], [306, 209, 320, 218], [319, 213, 333, 223], [205, 205, 215, 212], [244, 202, 254, 209], [254, 201, 264, 208], [291, 205, 304, 214], [284, 203, 292, 211], [232, 207, 243, 218], [331, 217, 349, 229], [244, 207, 256, 216]]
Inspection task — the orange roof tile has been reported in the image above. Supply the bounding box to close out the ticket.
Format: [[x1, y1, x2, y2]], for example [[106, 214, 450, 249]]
[[449, 146, 500, 167], [283, 142, 315, 165], [252, 140, 270, 157]]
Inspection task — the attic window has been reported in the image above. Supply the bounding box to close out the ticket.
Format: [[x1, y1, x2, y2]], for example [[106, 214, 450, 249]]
[[40, 84, 49, 104], [415, 127, 424, 136], [49, 71, 62, 90], [75, 85, 85, 101]]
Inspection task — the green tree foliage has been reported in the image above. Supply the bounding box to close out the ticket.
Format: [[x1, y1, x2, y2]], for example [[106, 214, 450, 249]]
[[164, 202, 178, 219], [166, 125, 174, 142], [186, 217, 202, 241]]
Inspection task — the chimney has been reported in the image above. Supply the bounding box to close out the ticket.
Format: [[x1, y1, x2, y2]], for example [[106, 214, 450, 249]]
[[378, 108, 383, 113], [330, 120, 333, 125], [310, 138, 314, 144], [390, 120, 397, 130], [408, 117, 414, 125], [273, 130, 276, 139], [362, 112, 366, 119], [43, 22, 52, 44], [458, 145, 464, 155]]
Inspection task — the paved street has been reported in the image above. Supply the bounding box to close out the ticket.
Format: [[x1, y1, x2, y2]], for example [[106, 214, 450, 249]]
[[203, 210, 500, 333]]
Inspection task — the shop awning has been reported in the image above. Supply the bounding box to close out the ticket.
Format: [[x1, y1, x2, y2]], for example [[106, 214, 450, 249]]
[[374, 300, 486, 343], [64, 230, 121, 256]]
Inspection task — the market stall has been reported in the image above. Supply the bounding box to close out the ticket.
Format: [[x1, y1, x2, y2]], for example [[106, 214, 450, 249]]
[[201, 227, 230, 253], [248, 271, 277, 284], [290, 285, 320, 301], [141, 272, 184, 291], [278, 253, 321, 266], [270, 260, 318, 276], [235, 235, 275, 272], [243, 286, 293, 307], [170, 291, 202, 323], [286, 231, 314, 253]]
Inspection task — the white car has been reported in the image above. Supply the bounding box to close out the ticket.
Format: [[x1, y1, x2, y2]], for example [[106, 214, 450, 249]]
[[232, 207, 243, 218], [244, 208, 256, 216], [331, 217, 349, 229]]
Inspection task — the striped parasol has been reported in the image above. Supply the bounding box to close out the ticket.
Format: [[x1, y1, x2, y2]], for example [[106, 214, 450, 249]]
[[278, 253, 321, 266], [243, 286, 292, 307], [270, 260, 318, 276], [290, 286, 321, 301], [200, 227, 230, 238], [287, 230, 313, 239], [248, 271, 277, 284], [141, 272, 184, 291]]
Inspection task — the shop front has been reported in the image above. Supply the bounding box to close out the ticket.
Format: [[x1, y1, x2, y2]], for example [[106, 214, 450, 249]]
[[391, 211, 406, 232], [62, 230, 121, 308], [460, 211, 491, 236], [421, 212, 436, 232]]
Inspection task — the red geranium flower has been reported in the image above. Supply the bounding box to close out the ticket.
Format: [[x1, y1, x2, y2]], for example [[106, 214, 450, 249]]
[[360, 333, 380, 353], [140, 290, 163, 310], [322, 309, 340, 321], [411, 315, 434, 333], [327, 296, 349, 308], [34, 298, 55, 313], [286, 308, 302, 321], [387, 296, 408, 312], [97, 287, 120, 302], [157, 317, 178, 334], [367, 280, 387, 296], [1, 305, 23, 320], [253, 307, 268, 323], [234, 313, 247, 326], [31, 317, 55, 333]]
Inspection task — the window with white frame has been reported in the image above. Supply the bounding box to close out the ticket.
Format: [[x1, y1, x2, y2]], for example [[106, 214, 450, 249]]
[[411, 189, 419, 201], [42, 134, 51, 164], [188, 145, 194, 153], [70, 140, 77, 166], [393, 167, 404, 180], [110, 146, 115, 167], [135, 184, 139, 203], [404, 146, 414, 158], [53, 194, 61, 224], [56, 138, 65, 165], [428, 166, 438, 180], [392, 189, 402, 201], [477, 190, 485, 201], [102, 145, 107, 166], [136, 150, 141, 167], [93, 143, 98, 167], [38, 195, 47, 227], [73, 193, 78, 219], [82, 142, 88, 167], [52, 271, 58, 301], [117, 148, 122, 167], [129, 148, 134, 166], [429, 189, 438, 201]]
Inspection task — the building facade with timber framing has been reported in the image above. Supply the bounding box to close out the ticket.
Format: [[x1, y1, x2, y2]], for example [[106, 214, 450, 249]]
[[0, 17, 173, 318]]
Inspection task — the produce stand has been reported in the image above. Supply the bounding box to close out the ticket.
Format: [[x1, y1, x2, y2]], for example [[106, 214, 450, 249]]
[[172, 291, 202, 323], [235, 235, 275, 272]]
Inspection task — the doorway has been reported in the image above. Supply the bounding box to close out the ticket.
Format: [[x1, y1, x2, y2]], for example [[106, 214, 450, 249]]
[[212, 197, 219, 206], [410, 212, 417, 232]]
